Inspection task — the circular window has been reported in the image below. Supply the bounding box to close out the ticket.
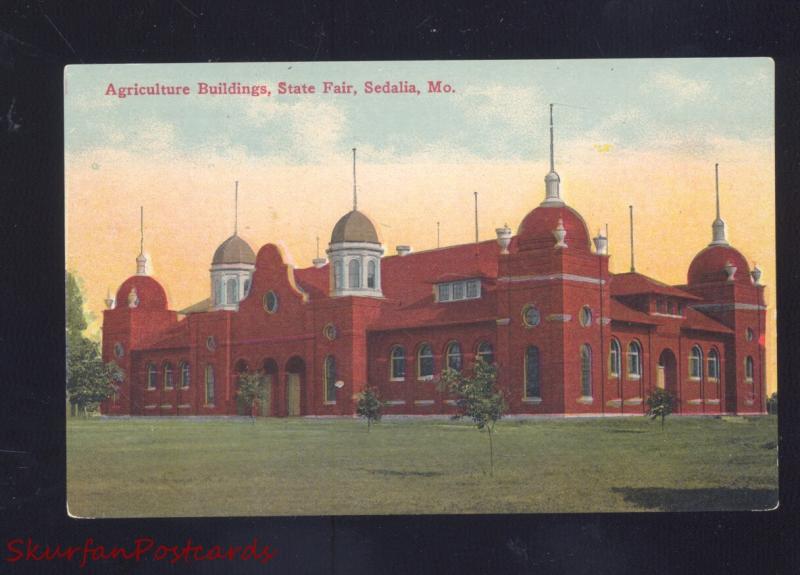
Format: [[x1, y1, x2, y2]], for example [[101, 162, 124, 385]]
[[324, 323, 338, 341], [579, 306, 593, 327], [114, 342, 125, 358], [263, 291, 279, 314], [206, 336, 217, 351], [746, 328, 754, 342], [522, 304, 541, 327]]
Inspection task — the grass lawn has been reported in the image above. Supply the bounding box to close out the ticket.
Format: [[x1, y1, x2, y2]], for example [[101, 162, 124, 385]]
[[67, 415, 778, 517]]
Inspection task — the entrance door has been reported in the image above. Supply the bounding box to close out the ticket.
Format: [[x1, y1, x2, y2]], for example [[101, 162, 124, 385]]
[[286, 374, 301, 416], [656, 365, 665, 389], [260, 375, 273, 417]]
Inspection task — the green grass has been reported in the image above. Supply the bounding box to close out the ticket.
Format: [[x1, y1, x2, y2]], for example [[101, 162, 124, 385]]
[[67, 415, 778, 517]]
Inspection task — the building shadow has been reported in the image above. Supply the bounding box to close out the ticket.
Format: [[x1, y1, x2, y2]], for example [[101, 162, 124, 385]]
[[611, 486, 778, 511]]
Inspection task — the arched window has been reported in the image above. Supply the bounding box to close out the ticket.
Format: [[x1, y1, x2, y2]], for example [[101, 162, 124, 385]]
[[390, 346, 406, 380], [476, 341, 494, 364], [689, 345, 703, 380], [163, 362, 173, 390], [205, 365, 215, 405], [226, 277, 239, 304], [180, 362, 190, 389], [146, 363, 157, 390], [627, 341, 642, 379], [609, 339, 621, 377], [580, 344, 592, 397], [334, 260, 343, 289], [324, 355, 337, 403], [367, 259, 377, 288], [745, 356, 754, 382], [243, 278, 251, 297], [445, 342, 463, 371], [708, 349, 720, 381], [525, 346, 541, 399], [214, 279, 222, 305], [348, 259, 361, 288], [417, 344, 434, 379]]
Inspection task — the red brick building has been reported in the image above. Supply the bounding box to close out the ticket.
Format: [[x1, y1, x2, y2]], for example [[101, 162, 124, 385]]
[[101, 136, 767, 418]]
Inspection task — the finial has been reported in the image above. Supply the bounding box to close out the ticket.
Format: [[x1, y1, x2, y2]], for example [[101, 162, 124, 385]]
[[549, 103, 554, 173], [352, 147, 357, 211], [104, 287, 115, 309], [629, 206, 635, 273], [542, 104, 563, 206], [474, 191, 479, 244], [234, 180, 239, 235], [136, 206, 147, 275], [710, 162, 729, 246]]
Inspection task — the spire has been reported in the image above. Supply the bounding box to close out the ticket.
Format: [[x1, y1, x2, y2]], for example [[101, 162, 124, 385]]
[[234, 180, 239, 235], [352, 147, 358, 211], [710, 163, 728, 246], [629, 205, 635, 273], [437, 221, 440, 248], [542, 103, 563, 206], [136, 206, 147, 275], [474, 191, 479, 243]]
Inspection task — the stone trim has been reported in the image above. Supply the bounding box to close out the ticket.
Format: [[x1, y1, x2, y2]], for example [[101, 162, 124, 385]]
[[522, 397, 543, 404], [606, 398, 622, 407], [547, 314, 572, 322], [687, 398, 704, 405], [690, 303, 767, 312], [414, 399, 435, 406], [498, 273, 605, 286], [385, 400, 406, 406], [623, 397, 643, 405], [576, 396, 594, 405]]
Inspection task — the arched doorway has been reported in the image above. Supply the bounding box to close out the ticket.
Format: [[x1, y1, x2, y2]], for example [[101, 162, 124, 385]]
[[261, 358, 279, 417], [657, 349, 678, 400], [285, 356, 305, 416]]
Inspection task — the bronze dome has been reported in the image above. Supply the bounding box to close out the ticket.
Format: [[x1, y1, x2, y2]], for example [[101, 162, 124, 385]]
[[212, 234, 256, 265], [330, 210, 380, 244]]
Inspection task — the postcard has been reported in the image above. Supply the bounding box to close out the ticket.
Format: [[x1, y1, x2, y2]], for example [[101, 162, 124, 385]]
[[65, 59, 776, 517]]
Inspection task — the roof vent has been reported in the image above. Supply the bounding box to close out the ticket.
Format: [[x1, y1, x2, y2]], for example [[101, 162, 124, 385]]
[[396, 245, 412, 256]]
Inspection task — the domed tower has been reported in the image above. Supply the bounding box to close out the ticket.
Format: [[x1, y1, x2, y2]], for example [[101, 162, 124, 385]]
[[327, 148, 384, 298], [210, 182, 256, 311]]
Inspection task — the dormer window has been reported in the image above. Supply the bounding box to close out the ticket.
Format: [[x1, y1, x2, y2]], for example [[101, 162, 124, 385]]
[[436, 279, 481, 303]]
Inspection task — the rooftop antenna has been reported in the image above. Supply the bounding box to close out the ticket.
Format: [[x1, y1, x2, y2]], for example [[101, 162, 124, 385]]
[[437, 221, 440, 248], [136, 206, 147, 275], [474, 191, 479, 244], [234, 180, 239, 235], [629, 205, 635, 273], [352, 147, 358, 211]]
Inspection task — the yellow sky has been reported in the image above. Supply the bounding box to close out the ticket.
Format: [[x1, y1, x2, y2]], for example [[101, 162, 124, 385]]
[[66, 141, 775, 392]]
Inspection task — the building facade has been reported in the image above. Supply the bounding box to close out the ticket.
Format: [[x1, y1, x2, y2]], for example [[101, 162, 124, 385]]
[[100, 138, 767, 418]]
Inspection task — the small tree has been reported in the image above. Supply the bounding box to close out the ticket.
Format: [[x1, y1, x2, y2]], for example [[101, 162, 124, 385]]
[[67, 337, 122, 417], [767, 392, 778, 415], [356, 387, 384, 431], [439, 358, 505, 476], [236, 371, 267, 423], [646, 387, 675, 431]]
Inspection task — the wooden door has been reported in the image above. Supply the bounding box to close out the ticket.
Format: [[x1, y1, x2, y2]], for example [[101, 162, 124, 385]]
[[287, 374, 301, 416], [260, 376, 272, 416], [656, 365, 665, 389]]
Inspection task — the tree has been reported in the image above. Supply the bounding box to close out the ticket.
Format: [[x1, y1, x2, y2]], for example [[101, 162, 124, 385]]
[[646, 387, 676, 431], [767, 392, 778, 415], [356, 387, 384, 431], [236, 371, 267, 423], [67, 337, 123, 416], [439, 358, 505, 476]]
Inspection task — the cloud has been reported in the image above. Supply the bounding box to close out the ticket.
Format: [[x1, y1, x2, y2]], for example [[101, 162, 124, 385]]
[[457, 85, 545, 132], [646, 70, 712, 102]]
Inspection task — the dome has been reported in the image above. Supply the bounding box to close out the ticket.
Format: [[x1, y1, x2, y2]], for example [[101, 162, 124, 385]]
[[688, 244, 751, 285], [115, 275, 168, 310], [516, 204, 591, 251], [212, 234, 256, 266], [330, 210, 380, 244]]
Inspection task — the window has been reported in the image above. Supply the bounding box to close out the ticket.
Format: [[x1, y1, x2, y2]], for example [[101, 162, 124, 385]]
[[205, 365, 215, 405], [180, 362, 190, 389], [417, 344, 434, 379], [146, 364, 157, 390], [746, 328, 754, 342], [580, 344, 592, 397], [390, 346, 406, 380], [214, 279, 222, 305], [627, 341, 642, 379], [348, 259, 361, 288], [522, 304, 541, 327], [163, 362, 173, 390], [745, 356, 754, 382], [677, 302, 684, 316], [114, 342, 125, 358], [476, 341, 494, 364], [689, 345, 703, 380], [367, 260, 377, 288], [243, 279, 251, 297], [436, 279, 481, 302], [609, 339, 621, 377], [446, 342, 463, 371], [263, 290, 279, 313], [657, 299, 665, 313], [708, 349, 720, 381], [323, 323, 338, 340], [324, 355, 337, 403], [524, 346, 541, 398], [334, 260, 343, 289], [579, 306, 592, 327], [667, 300, 675, 315]]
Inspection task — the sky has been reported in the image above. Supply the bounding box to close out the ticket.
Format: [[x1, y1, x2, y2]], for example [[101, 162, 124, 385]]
[[64, 59, 776, 392]]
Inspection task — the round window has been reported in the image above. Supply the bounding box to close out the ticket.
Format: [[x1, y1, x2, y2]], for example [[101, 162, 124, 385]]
[[114, 342, 125, 358], [206, 336, 217, 351], [522, 304, 541, 327], [324, 323, 338, 341], [580, 306, 593, 327], [263, 291, 279, 313], [746, 328, 754, 342]]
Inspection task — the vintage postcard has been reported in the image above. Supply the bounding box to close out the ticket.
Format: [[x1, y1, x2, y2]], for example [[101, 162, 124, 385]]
[[65, 59, 776, 517]]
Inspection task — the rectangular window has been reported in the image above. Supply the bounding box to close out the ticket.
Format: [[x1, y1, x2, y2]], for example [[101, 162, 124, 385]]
[[438, 284, 451, 302], [525, 347, 541, 398], [452, 282, 464, 300], [205, 366, 215, 405], [437, 280, 481, 303], [466, 280, 479, 298], [324, 356, 337, 403]]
